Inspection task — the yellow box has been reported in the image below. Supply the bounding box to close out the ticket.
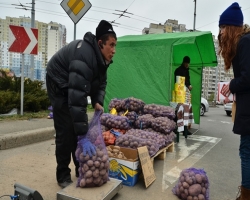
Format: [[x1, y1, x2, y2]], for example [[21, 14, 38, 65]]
[[176, 76, 185, 85]]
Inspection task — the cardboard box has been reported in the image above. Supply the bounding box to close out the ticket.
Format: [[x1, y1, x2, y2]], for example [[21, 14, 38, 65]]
[[108, 146, 140, 187]]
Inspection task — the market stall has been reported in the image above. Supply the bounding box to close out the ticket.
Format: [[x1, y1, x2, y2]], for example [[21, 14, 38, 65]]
[[104, 31, 217, 125]]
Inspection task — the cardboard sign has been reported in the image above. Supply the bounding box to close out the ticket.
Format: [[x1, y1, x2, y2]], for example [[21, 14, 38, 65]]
[[137, 146, 156, 188]]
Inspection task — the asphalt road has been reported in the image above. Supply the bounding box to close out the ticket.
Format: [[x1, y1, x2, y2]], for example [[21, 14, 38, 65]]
[[0, 106, 241, 200]]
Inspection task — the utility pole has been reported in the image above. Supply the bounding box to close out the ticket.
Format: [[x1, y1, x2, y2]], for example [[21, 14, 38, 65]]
[[193, 0, 197, 31], [30, 0, 35, 80]]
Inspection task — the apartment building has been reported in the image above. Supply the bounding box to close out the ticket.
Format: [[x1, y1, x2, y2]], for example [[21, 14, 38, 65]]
[[202, 36, 233, 100], [0, 16, 66, 81], [142, 19, 187, 34]]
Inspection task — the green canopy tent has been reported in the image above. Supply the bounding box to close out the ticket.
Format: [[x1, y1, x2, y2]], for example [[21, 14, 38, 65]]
[[104, 31, 217, 124]]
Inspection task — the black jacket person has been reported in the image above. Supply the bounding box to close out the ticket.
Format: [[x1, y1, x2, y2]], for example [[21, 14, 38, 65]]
[[46, 20, 117, 188], [174, 56, 192, 91]]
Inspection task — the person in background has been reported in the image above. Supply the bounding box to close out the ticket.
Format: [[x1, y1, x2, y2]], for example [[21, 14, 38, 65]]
[[46, 20, 117, 188], [218, 2, 250, 199], [174, 56, 192, 91]]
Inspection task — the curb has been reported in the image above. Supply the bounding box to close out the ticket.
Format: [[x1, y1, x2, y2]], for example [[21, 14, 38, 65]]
[[0, 127, 55, 150]]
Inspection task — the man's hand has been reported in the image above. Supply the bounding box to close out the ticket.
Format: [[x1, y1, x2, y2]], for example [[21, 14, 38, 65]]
[[188, 85, 192, 91], [95, 103, 104, 113]]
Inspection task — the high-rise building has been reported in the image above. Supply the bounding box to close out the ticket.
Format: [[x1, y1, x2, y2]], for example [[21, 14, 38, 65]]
[[202, 36, 233, 101], [0, 16, 66, 81]]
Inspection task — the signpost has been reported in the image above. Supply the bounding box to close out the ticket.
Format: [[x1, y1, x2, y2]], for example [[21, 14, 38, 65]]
[[8, 25, 38, 115], [61, 0, 92, 40]]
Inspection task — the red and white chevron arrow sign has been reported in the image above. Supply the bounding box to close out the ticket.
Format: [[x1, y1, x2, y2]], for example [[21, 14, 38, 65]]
[[9, 25, 38, 55]]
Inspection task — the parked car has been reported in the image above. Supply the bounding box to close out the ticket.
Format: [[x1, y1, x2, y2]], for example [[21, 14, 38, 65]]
[[224, 102, 233, 116], [201, 97, 209, 116]]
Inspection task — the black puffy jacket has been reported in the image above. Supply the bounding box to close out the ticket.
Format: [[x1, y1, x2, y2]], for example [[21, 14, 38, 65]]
[[46, 32, 111, 136]]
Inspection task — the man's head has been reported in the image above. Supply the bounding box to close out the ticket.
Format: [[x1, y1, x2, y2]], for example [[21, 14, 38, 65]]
[[182, 56, 190, 68], [96, 20, 117, 63]]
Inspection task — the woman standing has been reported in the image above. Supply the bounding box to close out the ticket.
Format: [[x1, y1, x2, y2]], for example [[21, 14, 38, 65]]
[[218, 2, 250, 200]]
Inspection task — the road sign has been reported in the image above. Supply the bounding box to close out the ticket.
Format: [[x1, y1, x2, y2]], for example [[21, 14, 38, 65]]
[[9, 25, 38, 55], [61, 0, 92, 24]]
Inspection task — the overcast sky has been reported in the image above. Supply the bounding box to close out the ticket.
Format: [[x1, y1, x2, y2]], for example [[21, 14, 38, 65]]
[[1, 0, 249, 43]]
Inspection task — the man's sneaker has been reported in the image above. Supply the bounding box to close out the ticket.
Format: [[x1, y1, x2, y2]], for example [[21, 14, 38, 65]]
[[58, 180, 73, 188]]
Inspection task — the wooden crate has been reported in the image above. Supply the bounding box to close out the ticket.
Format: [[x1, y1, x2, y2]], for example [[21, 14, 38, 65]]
[[151, 142, 174, 163]]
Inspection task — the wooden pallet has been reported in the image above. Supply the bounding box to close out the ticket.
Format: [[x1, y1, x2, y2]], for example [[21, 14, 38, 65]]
[[151, 142, 174, 163]]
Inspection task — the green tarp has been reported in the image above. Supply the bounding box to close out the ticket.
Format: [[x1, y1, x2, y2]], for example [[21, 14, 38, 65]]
[[104, 31, 217, 124]]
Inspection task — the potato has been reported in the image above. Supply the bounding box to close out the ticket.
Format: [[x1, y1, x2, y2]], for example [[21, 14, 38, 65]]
[[97, 150, 104, 157], [80, 178, 86, 187], [87, 160, 94, 167], [100, 169, 107, 176], [202, 187, 206, 195], [187, 196, 193, 200], [90, 166, 96, 171], [85, 170, 93, 178], [198, 194, 205, 200], [94, 161, 100, 168], [102, 155, 108, 162], [91, 155, 97, 161], [93, 169, 100, 178], [180, 193, 187, 200], [193, 197, 198, 200], [86, 177, 93, 184], [99, 162, 104, 169], [83, 164, 89, 172], [188, 184, 202, 196], [93, 177, 101, 185], [195, 174, 202, 184], [182, 182, 189, 189], [113, 146, 120, 150]]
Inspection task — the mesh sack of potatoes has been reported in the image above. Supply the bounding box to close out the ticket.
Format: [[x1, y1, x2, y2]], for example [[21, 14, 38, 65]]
[[126, 129, 166, 149], [106, 115, 131, 130], [115, 134, 160, 157], [100, 113, 114, 127], [75, 111, 109, 188], [172, 167, 210, 200], [134, 114, 154, 129], [151, 117, 176, 135], [143, 104, 176, 119], [108, 98, 125, 112], [143, 128, 176, 148], [121, 97, 145, 113]]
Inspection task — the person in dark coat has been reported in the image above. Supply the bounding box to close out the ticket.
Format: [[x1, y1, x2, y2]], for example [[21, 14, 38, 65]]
[[174, 56, 192, 91], [218, 2, 250, 199], [46, 20, 117, 188]]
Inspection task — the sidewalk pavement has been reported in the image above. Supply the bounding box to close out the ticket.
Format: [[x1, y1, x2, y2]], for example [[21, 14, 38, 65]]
[[0, 112, 94, 150]]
